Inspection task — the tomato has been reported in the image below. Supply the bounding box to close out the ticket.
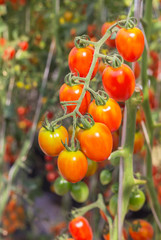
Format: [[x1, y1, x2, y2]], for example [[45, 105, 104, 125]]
[[78, 122, 113, 162], [129, 219, 154, 240], [100, 169, 112, 185], [116, 27, 144, 62], [68, 46, 99, 79], [102, 64, 135, 102], [44, 155, 53, 161], [149, 88, 158, 109], [57, 150, 88, 183], [87, 24, 97, 38], [2, 47, 15, 60], [149, 51, 159, 78], [38, 126, 69, 156], [54, 176, 71, 196], [133, 132, 144, 154], [112, 131, 119, 151], [0, 0, 5, 4], [18, 41, 28, 51], [46, 171, 58, 182], [70, 181, 89, 203], [129, 189, 145, 211], [45, 163, 54, 171], [101, 21, 118, 48], [86, 158, 98, 177], [0, 38, 6, 47], [88, 98, 122, 132], [109, 194, 118, 216], [64, 11, 73, 22], [69, 216, 93, 240], [98, 60, 106, 75], [59, 84, 91, 115], [136, 108, 145, 125], [134, 62, 141, 79]]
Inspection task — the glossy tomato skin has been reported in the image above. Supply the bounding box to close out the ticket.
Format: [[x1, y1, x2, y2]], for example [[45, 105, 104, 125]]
[[69, 216, 93, 240], [101, 21, 117, 48], [59, 84, 91, 115], [70, 181, 89, 203], [116, 27, 144, 62], [88, 98, 122, 132], [129, 219, 154, 240], [134, 62, 141, 79], [77, 122, 113, 162], [57, 150, 88, 183], [68, 46, 99, 79], [129, 189, 145, 211], [102, 64, 135, 102], [38, 126, 69, 157]]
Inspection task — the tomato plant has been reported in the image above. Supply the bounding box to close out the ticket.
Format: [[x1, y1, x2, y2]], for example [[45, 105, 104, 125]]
[[109, 194, 118, 216], [69, 216, 93, 240], [129, 219, 154, 240], [57, 149, 88, 183], [59, 84, 91, 115], [68, 46, 99, 79], [115, 27, 144, 62], [88, 98, 122, 132], [133, 131, 144, 154], [86, 158, 98, 177], [70, 181, 89, 203], [77, 122, 113, 162], [38, 126, 69, 157], [102, 64, 135, 102], [129, 189, 145, 211]]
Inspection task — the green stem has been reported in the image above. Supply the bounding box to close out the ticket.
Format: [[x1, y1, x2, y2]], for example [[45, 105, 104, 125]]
[[141, 0, 161, 226]]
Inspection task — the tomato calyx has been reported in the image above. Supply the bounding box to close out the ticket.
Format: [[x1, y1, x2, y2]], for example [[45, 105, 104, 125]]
[[61, 138, 80, 152], [77, 114, 95, 130], [95, 90, 109, 106], [118, 17, 137, 29], [130, 221, 142, 232], [42, 117, 61, 132], [64, 72, 81, 86], [74, 34, 91, 48], [102, 53, 124, 68]]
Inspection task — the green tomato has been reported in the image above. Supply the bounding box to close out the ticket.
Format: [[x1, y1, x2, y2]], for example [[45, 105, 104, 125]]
[[100, 169, 112, 185], [54, 176, 71, 196], [111, 183, 119, 194], [129, 189, 145, 211], [70, 182, 89, 203], [109, 194, 118, 216], [86, 158, 98, 177]]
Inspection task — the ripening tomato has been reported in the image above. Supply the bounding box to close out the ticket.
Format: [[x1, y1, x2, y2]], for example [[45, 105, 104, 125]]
[[58, 150, 88, 183], [45, 163, 54, 171], [136, 108, 145, 125], [133, 132, 144, 154], [38, 126, 69, 156], [59, 84, 91, 115], [64, 11, 73, 22], [102, 64, 135, 102], [129, 219, 154, 240], [68, 46, 99, 79], [129, 189, 145, 211], [18, 41, 28, 51], [112, 131, 119, 151], [88, 98, 122, 132], [2, 47, 15, 60], [46, 171, 58, 182], [101, 21, 118, 48], [0, 0, 5, 4], [98, 60, 106, 75], [134, 62, 141, 79], [116, 27, 144, 62], [78, 122, 113, 162], [0, 38, 6, 47], [69, 216, 93, 240], [86, 158, 98, 177]]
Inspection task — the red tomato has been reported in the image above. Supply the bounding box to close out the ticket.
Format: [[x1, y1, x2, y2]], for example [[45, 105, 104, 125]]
[[129, 219, 154, 240], [77, 122, 113, 162], [0, 38, 6, 47], [87, 24, 97, 38], [59, 84, 91, 115], [102, 64, 135, 102], [88, 98, 122, 132], [3, 47, 15, 60], [116, 27, 144, 62], [134, 62, 141, 79], [0, 0, 5, 4], [112, 131, 119, 151], [133, 132, 144, 154], [58, 150, 88, 183], [68, 46, 99, 79], [69, 216, 93, 240], [44, 155, 53, 161], [38, 126, 69, 157], [148, 88, 158, 109], [45, 163, 54, 171], [46, 171, 58, 182], [136, 108, 145, 125], [18, 41, 28, 51], [101, 21, 118, 48], [98, 60, 106, 75]]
